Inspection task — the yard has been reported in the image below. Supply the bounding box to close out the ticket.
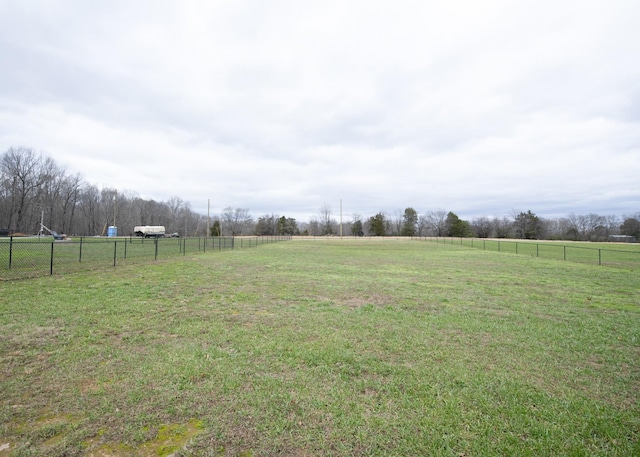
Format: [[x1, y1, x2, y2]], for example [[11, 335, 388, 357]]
[[1, 239, 638, 456]]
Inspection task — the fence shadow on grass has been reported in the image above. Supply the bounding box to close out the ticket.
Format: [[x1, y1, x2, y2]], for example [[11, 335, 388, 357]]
[[0, 235, 291, 280]]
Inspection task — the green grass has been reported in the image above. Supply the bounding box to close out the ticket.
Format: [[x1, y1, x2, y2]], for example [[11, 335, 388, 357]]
[[428, 237, 640, 268], [1, 240, 639, 456], [0, 237, 243, 280]]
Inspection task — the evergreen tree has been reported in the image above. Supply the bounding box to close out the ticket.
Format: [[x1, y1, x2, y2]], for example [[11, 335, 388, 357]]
[[620, 217, 640, 239], [513, 210, 542, 239], [210, 220, 221, 236], [351, 219, 364, 237], [368, 213, 387, 236], [445, 211, 472, 237], [277, 216, 299, 235], [255, 214, 277, 235], [400, 207, 418, 236]]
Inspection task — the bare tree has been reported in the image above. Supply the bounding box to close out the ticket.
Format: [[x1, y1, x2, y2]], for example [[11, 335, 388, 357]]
[[423, 210, 448, 236], [417, 214, 429, 236], [567, 213, 588, 240], [39, 157, 65, 232], [604, 215, 620, 237], [100, 188, 119, 236], [58, 174, 83, 234], [177, 201, 199, 236], [78, 184, 101, 235], [255, 214, 279, 235], [388, 210, 402, 236], [1, 147, 52, 233], [222, 207, 253, 236], [318, 203, 338, 235], [166, 196, 187, 234], [493, 217, 512, 238], [318, 203, 335, 235], [471, 217, 492, 238], [304, 217, 320, 236], [0, 163, 11, 228]]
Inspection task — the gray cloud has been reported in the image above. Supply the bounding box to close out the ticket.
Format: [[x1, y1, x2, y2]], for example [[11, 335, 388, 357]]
[[1, 0, 639, 222]]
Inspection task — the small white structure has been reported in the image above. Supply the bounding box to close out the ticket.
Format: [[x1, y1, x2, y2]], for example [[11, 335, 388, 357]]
[[608, 235, 637, 243]]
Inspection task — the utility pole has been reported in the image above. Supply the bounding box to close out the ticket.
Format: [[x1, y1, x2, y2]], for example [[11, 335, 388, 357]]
[[340, 199, 343, 239]]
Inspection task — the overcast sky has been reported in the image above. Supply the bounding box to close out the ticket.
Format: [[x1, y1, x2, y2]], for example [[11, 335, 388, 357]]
[[1, 0, 639, 222]]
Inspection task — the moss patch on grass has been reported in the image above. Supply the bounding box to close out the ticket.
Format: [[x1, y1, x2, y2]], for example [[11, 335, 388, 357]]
[[84, 419, 204, 456]]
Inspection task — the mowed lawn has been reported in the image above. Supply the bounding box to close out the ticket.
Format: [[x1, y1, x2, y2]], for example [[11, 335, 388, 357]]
[[1, 240, 638, 456]]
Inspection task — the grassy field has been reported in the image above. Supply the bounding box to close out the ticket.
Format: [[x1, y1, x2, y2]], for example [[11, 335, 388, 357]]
[[0, 237, 249, 280], [1, 239, 639, 456], [421, 237, 640, 268]]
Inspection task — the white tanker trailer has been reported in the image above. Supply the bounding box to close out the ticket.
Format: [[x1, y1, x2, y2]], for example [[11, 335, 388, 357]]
[[133, 225, 166, 238]]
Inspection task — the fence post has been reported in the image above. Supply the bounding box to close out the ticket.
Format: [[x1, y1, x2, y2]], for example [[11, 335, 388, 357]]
[[154, 237, 159, 260], [113, 241, 117, 266], [563, 245, 566, 261], [50, 242, 54, 275], [9, 236, 13, 269], [79, 237, 83, 262], [599, 249, 602, 266], [536, 244, 539, 257]]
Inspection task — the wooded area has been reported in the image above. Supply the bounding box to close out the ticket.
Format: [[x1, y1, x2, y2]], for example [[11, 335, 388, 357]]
[[0, 147, 207, 237], [2, 147, 639, 240]]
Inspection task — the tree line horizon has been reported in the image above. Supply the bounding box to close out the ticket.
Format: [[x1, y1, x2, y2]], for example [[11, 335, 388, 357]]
[[2, 147, 639, 241]]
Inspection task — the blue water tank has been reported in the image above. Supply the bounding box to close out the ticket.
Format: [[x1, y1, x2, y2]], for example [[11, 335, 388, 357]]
[[107, 226, 118, 237]]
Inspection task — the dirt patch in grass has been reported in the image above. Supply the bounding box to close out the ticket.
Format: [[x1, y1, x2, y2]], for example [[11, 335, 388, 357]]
[[341, 294, 395, 309], [0, 443, 12, 456]]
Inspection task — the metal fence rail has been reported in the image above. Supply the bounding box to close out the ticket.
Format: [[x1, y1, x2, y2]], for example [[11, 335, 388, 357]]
[[0, 235, 291, 280], [414, 236, 640, 269]]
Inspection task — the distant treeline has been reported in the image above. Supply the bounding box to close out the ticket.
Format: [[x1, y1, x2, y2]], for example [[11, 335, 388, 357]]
[[290, 207, 639, 241], [2, 147, 639, 240]]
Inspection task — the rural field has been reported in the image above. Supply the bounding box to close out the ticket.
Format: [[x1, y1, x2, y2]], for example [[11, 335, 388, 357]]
[[1, 239, 638, 456]]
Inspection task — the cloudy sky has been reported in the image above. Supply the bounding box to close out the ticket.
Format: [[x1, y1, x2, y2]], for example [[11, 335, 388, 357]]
[[1, 0, 639, 222]]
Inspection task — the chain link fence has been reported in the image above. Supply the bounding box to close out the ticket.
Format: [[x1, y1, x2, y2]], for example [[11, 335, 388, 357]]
[[0, 235, 291, 280], [415, 237, 640, 269]]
